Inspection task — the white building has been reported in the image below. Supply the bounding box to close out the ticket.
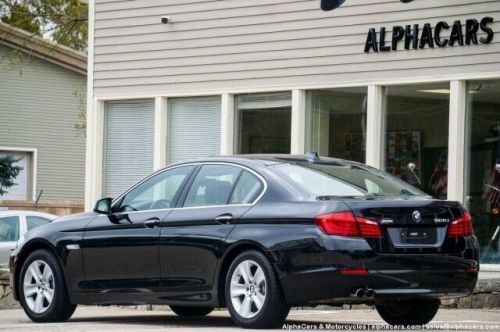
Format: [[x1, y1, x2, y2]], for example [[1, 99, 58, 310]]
[[86, 0, 500, 268]]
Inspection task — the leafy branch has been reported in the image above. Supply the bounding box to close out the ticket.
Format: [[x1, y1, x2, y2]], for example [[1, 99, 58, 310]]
[[0, 0, 88, 51]]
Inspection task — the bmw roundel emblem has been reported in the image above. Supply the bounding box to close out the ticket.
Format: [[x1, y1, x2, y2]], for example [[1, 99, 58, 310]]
[[412, 210, 422, 223]]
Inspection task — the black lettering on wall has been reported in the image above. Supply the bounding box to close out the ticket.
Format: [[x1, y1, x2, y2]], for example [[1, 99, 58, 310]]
[[321, 0, 414, 11], [379, 27, 391, 52], [480, 17, 494, 44], [320, 0, 345, 11], [392, 26, 404, 50], [449, 20, 464, 46], [419, 23, 434, 49], [434, 21, 449, 47], [465, 19, 479, 45], [364, 28, 379, 53], [405, 24, 419, 50], [364, 17, 493, 53]]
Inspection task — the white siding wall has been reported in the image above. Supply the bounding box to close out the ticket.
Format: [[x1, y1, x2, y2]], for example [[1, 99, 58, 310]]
[[93, 0, 500, 97]]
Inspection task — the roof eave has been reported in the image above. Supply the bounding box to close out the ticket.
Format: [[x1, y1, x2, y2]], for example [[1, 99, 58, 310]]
[[0, 22, 87, 75]]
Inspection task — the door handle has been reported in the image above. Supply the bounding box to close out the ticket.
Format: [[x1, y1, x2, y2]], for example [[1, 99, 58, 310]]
[[144, 218, 160, 228], [215, 214, 234, 224]]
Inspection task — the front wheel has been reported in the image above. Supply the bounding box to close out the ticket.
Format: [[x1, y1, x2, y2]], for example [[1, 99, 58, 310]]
[[169, 306, 214, 317], [375, 299, 440, 326], [225, 250, 290, 329], [19, 249, 77, 322]]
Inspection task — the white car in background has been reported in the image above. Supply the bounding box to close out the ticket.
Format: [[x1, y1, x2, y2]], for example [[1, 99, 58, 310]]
[[0, 211, 57, 265]]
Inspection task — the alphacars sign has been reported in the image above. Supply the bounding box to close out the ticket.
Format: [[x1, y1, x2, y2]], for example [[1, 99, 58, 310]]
[[364, 18, 494, 53], [321, 0, 414, 11]]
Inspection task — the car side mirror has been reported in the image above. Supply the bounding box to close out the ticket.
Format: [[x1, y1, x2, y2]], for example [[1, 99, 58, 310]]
[[93, 198, 113, 214]]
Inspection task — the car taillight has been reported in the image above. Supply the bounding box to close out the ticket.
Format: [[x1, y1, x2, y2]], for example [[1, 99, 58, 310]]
[[315, 211, 382, 238], [447, 212, 473, 237], [357, 217, 382, 238]]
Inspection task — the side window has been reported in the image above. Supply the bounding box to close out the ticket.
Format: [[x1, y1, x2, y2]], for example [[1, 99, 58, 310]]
[[184, 165, 242, 207], [0, 216, 20, 242], [230, 171, 263, 204], [119, 166, 194, 212], [26, 216, 51, 231]]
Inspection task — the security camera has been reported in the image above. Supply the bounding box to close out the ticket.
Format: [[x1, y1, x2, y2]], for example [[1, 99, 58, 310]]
[[161, 16, 170, 24]]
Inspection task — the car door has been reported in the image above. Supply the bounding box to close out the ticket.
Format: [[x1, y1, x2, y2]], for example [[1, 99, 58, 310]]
[[159, 163, 265, 292], [0, 215, 22, 264], [82, 165, 195, 292]]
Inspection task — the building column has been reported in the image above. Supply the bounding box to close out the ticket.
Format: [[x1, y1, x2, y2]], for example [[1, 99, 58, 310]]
[[220, 93, 235, 155], [154, 97, 168, 169], [366, 85, 384, 169], [291, 89, 306, 154], [84, 99, 104, 211], [448, 80, 467, 202]]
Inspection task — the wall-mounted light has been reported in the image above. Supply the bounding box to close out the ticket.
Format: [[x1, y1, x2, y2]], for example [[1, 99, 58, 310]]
[[161, 16, 170, 24]]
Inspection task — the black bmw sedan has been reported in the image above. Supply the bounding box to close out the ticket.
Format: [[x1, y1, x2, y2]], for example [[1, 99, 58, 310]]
[[10, 154, 479, 329]]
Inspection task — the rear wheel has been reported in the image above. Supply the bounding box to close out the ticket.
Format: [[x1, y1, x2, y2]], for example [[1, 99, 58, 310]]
[[375, 299, 440, 326], [169, 306, 214, 317], [225, 250, 289, 329], [19, 249, 77, 322]]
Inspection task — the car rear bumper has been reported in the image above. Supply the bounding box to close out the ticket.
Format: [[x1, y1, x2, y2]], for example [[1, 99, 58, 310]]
[[280, 264, 478, 305], [280, 245, 479, 304], [273, 230, 479, 305]]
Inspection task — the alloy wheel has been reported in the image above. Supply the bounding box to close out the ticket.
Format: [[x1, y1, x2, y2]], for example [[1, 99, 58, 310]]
[[23, 260, 55, 314], [229, 259, 267, 319]]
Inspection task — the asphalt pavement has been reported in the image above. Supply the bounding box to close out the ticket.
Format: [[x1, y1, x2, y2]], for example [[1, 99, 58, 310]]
[[0, 306, 499, 331]]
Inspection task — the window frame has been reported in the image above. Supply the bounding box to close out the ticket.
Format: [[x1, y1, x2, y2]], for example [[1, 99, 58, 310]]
[[111, 162, 267, 213], [0, 215, 22, 243], [234, 92, 293, 155], [181, 164, 243, 208], [25, 215, 52, 232], [177, 162, 268, 209], [229, 170, 265, 205], [0, 147, 37, 200], [111, 163, 198, 213]]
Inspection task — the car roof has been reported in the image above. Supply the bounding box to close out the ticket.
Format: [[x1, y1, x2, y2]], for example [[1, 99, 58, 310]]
[[0, 210, 57, 220], [168, 154, 361, 168]]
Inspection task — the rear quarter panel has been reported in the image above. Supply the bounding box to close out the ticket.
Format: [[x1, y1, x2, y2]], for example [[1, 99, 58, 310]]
[[226, 201, 361, 273]]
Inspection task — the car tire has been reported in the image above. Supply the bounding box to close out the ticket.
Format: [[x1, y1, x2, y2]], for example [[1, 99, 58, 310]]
[[225, 250, 290, 329], [169, 305, 214, 317], [375, 299, 440, 326], [19, 249, 77, 322]]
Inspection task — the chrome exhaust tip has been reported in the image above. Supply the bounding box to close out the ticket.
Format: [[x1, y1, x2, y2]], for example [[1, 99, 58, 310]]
[[354, 288, 365, 297], [365, 288, 374, 297]]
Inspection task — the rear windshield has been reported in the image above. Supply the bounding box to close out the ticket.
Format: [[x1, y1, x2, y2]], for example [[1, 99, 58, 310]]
[[272, 162, 426, 198]]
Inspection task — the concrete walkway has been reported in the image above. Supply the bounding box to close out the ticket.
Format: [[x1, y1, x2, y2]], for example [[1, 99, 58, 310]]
[[0, 307, 499, 331]]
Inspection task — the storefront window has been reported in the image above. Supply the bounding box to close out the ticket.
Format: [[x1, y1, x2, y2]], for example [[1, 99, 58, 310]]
[[465, 80, 500, 265], [235, 92, 291, 154], [383, 83, 450, 199], [305, 88, 368, 162]]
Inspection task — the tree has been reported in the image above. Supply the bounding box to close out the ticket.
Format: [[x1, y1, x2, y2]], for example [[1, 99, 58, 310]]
[[0, 155, 23, 196], [0, 0, 88, 51]]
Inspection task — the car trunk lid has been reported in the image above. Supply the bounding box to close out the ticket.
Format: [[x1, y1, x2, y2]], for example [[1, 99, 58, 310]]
[[343, 197, 465, 253]]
